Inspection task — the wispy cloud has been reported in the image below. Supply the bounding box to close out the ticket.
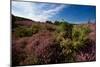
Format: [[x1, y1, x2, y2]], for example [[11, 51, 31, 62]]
[[12, 1, 66, 22]]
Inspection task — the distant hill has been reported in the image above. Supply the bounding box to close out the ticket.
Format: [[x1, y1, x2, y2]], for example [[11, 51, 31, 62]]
[[12, 14, 33, 21], [12, 15, 34, 27], [12, 15, 56, 27]]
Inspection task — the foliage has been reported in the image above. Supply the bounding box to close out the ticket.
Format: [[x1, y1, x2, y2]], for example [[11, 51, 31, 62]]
[[12, 16, 95, 65], [46, 20, 53, 24], [15, 26, 33, 37], [54, 20, 75, 62], [72, 25, 91, 50], [56, 21, 73, 38], [54, 21, 61, 25], [31, 24, 42, 34], [55, 21, 92, 62]]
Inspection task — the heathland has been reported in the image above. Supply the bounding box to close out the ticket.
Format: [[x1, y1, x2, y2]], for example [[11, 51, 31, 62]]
[[12, 15, 96, 66]]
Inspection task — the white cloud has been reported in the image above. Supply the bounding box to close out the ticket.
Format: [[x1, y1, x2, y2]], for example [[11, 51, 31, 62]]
[[12, 1, 66, 22]]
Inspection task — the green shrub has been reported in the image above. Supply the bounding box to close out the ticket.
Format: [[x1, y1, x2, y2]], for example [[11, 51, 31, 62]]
[[55, 32, 75, 62], [72, 25, 91, 50], [15, 26, 33, 37], [55, 22, 91, 62], [56, 22, 67, 32], [54, 21, 60, 25], [46, 20, 53, 24], [31, 24, 41, 34], [44, 24, 56, 31], [56, 21, 73, 38]]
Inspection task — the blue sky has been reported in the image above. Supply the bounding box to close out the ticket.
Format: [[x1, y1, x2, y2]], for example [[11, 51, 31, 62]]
[[12, 1, 96, 24]]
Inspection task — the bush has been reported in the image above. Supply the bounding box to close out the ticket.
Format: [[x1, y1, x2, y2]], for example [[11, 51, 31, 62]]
[[15, 24, 43, 37], [54, 21, 74, 62], [54, 21, 61, 25], [55, 23, 91, 62], [72, 25, 91, 50], [56, 22, 67, 32], [31, 24, 41, 34], [15, 26, 33, 37], [55, 32, 75, 62], [44, 24, 56, 31], [56, 21, 73, 38], [46, 20, 52, 24]]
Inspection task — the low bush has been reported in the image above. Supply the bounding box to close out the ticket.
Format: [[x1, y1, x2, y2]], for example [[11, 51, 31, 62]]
[[31, 24, 41, 34], [72, 25, 91, 50], [15, 26, 33, 37]]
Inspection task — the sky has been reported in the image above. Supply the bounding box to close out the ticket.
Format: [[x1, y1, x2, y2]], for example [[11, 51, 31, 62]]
[[12, 1, 96, 24]]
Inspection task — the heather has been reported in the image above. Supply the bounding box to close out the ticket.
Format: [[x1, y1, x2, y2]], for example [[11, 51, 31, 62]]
[[12, 15, 96, 66]]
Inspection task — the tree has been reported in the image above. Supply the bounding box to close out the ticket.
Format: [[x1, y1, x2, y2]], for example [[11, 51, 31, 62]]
[[46, 21, 52, 24]]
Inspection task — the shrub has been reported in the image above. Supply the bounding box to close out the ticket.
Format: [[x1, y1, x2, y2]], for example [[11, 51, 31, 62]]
[[54, 21, 61, 25], [44, 24, 56, 32], [56, 21, 73, 38], [72, 25, 91, 50], [75, 39, 96, 62], [15, 26, 33, 37], [55, 32, 75, 62], [31, 24, 41, 34], [46, 20, 53, 24], [56, 22, 67, 32], [55, 23, 91, 62]]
